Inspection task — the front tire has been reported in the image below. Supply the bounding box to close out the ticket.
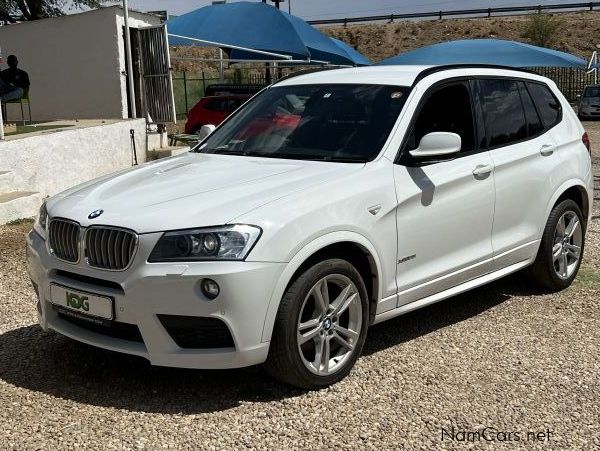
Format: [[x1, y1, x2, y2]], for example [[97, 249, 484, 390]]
[[265, 258, 369, 389], [530, 199, 585, 291]]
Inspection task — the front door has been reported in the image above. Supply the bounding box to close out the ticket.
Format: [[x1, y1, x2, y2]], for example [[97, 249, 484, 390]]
[[392, 80, 495, 306]]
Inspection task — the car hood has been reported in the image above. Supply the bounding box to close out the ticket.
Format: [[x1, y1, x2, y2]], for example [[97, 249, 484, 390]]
[[48, 152, 364, 233]]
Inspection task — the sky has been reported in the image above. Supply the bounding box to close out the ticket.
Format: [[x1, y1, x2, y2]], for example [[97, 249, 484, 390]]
[[118, 0, 572, 20]]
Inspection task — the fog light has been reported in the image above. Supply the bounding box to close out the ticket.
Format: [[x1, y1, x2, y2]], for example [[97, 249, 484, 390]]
[[201, 278, 220, 300]]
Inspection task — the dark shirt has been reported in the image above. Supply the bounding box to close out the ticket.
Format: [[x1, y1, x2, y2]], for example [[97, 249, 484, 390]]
[[1, 68, 30, 89]]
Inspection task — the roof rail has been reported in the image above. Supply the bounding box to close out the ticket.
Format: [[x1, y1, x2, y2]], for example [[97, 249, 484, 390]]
[[412, 64, 537, 85]]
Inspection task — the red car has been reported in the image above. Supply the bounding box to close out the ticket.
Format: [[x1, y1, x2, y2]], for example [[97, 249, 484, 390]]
[[184, 95, 250, 134]]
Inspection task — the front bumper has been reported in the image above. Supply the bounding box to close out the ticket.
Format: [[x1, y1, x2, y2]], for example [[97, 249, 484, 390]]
[[26, 229, 285, 369], [579, 105, 600, 117]]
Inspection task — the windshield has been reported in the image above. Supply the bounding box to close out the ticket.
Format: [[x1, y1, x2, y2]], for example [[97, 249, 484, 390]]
[[584, 87, 600, 98], [196, 84, 409, 162]]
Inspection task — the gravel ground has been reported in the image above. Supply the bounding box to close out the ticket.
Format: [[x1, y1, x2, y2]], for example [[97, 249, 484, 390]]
[[1, 124, 600, 450]]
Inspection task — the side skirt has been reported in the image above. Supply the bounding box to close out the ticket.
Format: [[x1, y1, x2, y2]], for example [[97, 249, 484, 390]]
[[372, 258, 533, 325]]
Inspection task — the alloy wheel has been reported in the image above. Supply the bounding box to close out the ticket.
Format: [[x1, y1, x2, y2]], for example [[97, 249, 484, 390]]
[[296, 274, 363, 376], [552, 210, 582, 280]]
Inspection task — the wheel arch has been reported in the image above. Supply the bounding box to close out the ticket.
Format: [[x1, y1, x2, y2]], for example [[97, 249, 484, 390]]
[[544, 181, 590, 234], [260, 232, 383, 343]]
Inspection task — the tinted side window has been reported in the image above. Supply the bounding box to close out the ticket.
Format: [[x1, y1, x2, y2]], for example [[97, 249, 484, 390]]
[[406, 82, 476, 153], [527, 82, 561, 128], [205, 99, 235, 112], [479, 79, 527, 148], [518, 81, 544, 136]]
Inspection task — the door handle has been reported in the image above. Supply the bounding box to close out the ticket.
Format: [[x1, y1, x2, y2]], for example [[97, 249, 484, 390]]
[[472, 164, 493, 178], [540, 144, 555, 156]]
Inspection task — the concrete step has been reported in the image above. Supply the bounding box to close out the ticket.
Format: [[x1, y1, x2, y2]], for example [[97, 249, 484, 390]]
[[0, 171, 14, 193], [147, 146, 189, 160], [0, 191, 43, 224]]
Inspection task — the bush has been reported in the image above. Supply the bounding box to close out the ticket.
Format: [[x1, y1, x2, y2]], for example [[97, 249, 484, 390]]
[[522, 14, 562, 48]]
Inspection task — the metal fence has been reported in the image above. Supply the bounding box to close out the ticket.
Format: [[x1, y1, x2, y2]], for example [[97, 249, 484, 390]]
[[172, 70, 269, 118], [531, 67, 594, 102], [172, 66, 593, 118], [308, 2, 600, 26]]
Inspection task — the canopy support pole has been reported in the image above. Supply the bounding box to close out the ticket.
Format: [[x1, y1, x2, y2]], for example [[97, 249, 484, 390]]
[[219, 49, 224, 81], [172, 57, 329, 64], [587, 51, 598, 84], [123, 0, 137, 119], [168, 34, 294, 60]]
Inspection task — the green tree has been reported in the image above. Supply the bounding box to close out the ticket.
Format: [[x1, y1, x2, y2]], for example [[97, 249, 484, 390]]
[[0, 0, 107, 23], [522, 14, 563, 48]]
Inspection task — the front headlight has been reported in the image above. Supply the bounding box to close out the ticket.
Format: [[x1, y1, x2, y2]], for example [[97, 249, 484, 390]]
[[33, 202, 48, 239], [148, 224, 262, 262]]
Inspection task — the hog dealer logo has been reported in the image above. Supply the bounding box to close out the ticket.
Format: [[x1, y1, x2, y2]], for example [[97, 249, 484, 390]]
[[66, 292, 90, 312]]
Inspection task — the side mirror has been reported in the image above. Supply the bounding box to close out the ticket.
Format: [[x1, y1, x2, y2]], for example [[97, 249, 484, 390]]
[[409, 132, 461, 158], [196, 124, 216, 140]]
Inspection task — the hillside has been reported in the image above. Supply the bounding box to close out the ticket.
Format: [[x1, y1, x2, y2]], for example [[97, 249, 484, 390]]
[[170, 10, 600, 73], [323, 11, 600, 63]]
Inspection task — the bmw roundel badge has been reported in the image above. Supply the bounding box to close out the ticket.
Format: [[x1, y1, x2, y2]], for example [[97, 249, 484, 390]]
[[88, 209, 104, 219]]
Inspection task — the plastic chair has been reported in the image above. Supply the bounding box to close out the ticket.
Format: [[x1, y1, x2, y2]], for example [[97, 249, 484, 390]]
[[2, 88, 31, 125]]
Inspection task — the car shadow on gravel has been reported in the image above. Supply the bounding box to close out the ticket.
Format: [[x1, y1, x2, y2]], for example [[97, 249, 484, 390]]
[[0, 274, 541, 414], [362, 273, 538, 357]]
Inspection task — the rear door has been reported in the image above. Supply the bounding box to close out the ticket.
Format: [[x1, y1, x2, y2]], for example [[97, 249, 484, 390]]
[[393, 80, 495, 306], [475, 78, 562, 268]]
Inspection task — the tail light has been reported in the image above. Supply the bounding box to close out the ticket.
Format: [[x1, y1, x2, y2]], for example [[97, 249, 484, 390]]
[[582, 132, 592, 156]]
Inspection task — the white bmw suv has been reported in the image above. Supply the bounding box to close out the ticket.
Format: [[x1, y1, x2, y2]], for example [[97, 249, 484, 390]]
[[27, 65, 593, 389]]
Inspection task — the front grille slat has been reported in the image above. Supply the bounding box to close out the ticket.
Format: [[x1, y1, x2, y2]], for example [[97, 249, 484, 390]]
[[58, 220, 65, 258], [94, 229, 102, 267], [70, 223, 79, 261], [122, 234, 131, 268], [85, 227, 137, 271], [48, 219, 80, 263], [114, 232, 124, 269], [107, 230, 116, 269]]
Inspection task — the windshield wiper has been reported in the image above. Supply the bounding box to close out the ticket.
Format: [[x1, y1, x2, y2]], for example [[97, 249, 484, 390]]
[[209, 148, 250, 156], [324, 156, 368, 163]]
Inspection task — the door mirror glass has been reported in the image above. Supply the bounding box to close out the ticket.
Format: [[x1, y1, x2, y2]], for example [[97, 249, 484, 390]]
[[409, 132, 461, 158], [197, 124, 216, 140]]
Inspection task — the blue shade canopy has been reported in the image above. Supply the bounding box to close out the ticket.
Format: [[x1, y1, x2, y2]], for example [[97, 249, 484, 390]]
[[167, 1, 370, 66], [378, 39, 586, 68], [330, 38, 372, 66]]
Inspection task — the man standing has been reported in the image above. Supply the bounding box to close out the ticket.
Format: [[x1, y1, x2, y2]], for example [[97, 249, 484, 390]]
[[0, 55, 29, 101]]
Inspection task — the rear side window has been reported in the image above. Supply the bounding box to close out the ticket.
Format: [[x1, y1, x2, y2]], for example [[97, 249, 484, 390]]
[[527, 82, 561, 128], [518, 82, 544, 136], [478, 79, 527, 148], [205, 98, 235, 112]]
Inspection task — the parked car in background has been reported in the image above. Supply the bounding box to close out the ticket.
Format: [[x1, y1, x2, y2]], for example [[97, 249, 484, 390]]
[[184, 94, 251, 134], [578, 84, 600, 119], [28, 65, 593, 389], [185, 84, 264, 134]]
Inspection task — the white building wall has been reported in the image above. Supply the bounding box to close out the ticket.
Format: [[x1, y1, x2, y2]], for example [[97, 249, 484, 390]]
[[0, 7, 160, 122]]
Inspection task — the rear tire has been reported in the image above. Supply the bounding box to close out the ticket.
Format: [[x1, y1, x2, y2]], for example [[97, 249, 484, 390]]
[[265, 258, 369, 389], [530, 199, 585, 291]]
